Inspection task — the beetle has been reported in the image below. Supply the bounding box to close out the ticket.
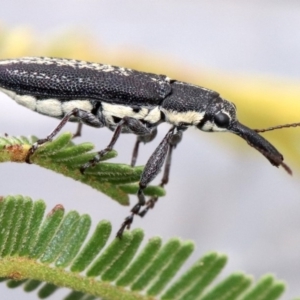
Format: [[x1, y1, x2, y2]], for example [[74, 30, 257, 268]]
[[0, 57, 294, 237]]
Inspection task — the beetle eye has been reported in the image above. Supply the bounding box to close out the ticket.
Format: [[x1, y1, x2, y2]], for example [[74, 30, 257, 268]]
[[214, 112, 230, 128]]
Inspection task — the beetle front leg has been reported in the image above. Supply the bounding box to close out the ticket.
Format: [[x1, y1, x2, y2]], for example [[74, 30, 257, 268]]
[[139, 128, 183, 217], [116, 127, 175, 238], [80, 117, 152, 173], [138, 145, 173, 217], [26, 108, 104, 163]]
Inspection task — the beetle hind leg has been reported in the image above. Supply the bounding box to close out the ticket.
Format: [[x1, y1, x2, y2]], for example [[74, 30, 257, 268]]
[[26, 108, 103, 163]]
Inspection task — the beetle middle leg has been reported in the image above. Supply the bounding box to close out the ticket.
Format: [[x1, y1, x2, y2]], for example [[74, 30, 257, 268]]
[[73, 122, 83, 138], [131, 128, 158, 167], [80, 117, 153, 173], [117, 127, 183, 238]]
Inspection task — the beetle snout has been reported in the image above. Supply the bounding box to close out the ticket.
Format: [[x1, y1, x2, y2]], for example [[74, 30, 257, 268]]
[[229, 121, 291, 174]]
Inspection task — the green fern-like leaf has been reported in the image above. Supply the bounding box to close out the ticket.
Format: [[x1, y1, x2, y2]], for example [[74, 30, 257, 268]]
[[0, 133, 165, 205], [0, 196, 288, 300]]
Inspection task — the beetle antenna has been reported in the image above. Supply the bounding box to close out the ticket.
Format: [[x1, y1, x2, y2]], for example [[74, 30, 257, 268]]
[[254, 122, 300, 133]]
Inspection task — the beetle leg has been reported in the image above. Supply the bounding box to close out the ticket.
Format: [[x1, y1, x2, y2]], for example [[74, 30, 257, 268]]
[[139, 128, 183, 217], [131, 128, 157, 167], [80, 116, 152, 173], [116, 127, 176, 238], [138, 145, 173, 216], [73, 122, 83, 139], [26, 108, 104, 163]]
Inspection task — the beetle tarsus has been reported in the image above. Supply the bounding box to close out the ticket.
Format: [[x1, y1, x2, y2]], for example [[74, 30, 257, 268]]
[[116, 215, 134, 238]]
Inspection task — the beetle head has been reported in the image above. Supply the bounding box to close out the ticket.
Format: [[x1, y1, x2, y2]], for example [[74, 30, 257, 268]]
[[197, 97, 291, 174]]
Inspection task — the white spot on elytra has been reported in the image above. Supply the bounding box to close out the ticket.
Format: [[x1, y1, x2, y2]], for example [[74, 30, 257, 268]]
[[15, 95, 37, 111], [0, 87, 93, 119], [0, 87, 36, 111], [36, 99, 62, 117], [160, 108, 205, 126], [62, 100, 93, 114], [144, 106, 161, 123], [102, 103, 161, 125]]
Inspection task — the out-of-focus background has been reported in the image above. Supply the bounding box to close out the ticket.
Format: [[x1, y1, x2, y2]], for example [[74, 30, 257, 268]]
[[0, 1, 300, 299]]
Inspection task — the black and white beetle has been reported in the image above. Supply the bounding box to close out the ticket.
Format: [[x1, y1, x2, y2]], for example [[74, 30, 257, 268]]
[[0, 57, 295, 237]]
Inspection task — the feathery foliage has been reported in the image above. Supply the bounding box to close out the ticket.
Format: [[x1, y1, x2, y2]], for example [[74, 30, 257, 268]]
[[0, 196, 287, 300], [0, 133, 165, 205]]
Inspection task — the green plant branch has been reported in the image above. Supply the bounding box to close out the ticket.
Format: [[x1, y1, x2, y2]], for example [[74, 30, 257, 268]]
[[0, 257, 149, 300], [0, 196, 288, 300], [0, 133, 165, 205]]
